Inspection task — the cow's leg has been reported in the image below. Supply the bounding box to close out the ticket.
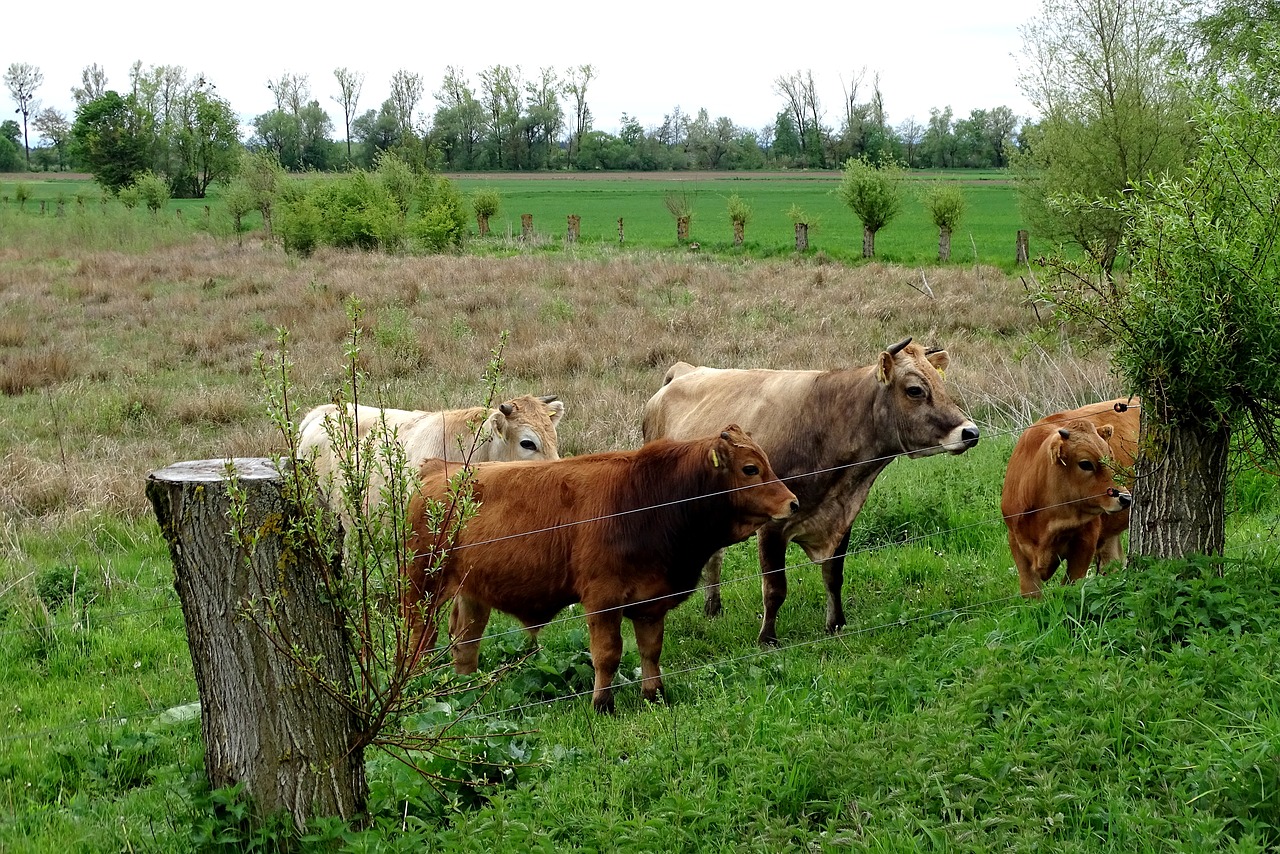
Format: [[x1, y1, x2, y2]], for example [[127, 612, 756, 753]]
[[758, 526, 790, 646], [702, 548, 726, 617], [585, 605, 624, 714], [449, 595, 491, 675], [819, 527, 852, 634], [631, 614, 666, 703], [1063, 537, 1095, 585], [1011, 535, 1044, 598], [1094, 534, 1124, 573]]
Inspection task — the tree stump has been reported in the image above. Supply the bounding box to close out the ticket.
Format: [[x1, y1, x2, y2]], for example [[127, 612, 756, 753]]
[[794, 222, 809, 252], [521, 213, 534, 240], [146, 458, 366, 827], [567, 214, 580, 243], [1016, 229, 1029, 264]]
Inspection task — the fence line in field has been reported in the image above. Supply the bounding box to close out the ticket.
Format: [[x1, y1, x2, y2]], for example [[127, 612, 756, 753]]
[[0, 400, 1137, 643]]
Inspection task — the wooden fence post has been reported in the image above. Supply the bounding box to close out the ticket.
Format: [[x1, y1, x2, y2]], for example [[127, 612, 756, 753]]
[[146, 458, 366, 827], [617, 217, 625, 244], [1016, 229, 1029, 264]]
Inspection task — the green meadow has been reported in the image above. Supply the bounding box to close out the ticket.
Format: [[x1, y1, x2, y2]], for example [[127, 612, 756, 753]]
[[1, 181, 1278, 851]]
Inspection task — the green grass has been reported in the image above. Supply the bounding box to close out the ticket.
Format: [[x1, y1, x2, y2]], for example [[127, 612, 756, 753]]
[[451, 172, 1026, 268], [0, 170, 1029, 269]]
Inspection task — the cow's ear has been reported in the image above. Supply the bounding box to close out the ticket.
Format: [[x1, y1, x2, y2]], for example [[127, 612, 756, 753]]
[[546, 399, 565, 425], [927, 349, 950, 375], [485, 408, 506, 436], [1098, 423, 1114, 440], [1047, 429, 1069, 465], [877, 351, 895, 384]]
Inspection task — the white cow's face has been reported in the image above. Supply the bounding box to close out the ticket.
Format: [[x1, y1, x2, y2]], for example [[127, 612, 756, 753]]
[[486, 395, 565, 461]]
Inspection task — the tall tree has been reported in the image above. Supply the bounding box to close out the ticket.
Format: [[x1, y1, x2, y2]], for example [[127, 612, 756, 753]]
[[431, 66, 484, 169], [170, 87, 241, 197], [775, 70, 826, 166], [332, 67, 364, 163], [72, 63, 108, 108], [1046, 78, 1280, 559], [71, 91, 149, 192], [388, 69, 424, 140], [478, 65, 522, 168], [267, 72, 310, 117], [1015, 0, 1196, 276], [564, 64, 594, 167], [524, 66, 563, 169], [4, 63, 44, 168], [33, 107, 70, 171]]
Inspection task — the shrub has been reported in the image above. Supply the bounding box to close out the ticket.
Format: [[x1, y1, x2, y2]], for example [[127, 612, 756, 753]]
[[133, 172, 171, 213], [374, 151, 418, 216], [471, 188, 501, 220], [922, 183, 966, 231], [412, 174, 467, 252]]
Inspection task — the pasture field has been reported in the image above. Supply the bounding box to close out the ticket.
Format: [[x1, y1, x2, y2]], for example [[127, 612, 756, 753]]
[[0, 170, 1030, 269], [1, 214, 1278, 851]]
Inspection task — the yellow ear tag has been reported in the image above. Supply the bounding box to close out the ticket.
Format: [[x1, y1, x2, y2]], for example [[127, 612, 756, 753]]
[[711, 449, 720, 468], [937, 368, 946, 380]]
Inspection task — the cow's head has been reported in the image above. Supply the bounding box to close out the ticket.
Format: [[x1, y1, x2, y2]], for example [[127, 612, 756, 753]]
[[876, 338, 980, 458], [710, 424, 799, 539], [1046, 419, 1133, 515], [485, 394, 565, 461]]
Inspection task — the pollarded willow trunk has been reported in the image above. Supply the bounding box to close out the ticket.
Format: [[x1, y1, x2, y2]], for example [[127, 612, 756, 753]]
[[862, 226, 875, 258], [733, 220, 745, 247], [939, 227, 952, 262], [1130, 412, 1229, 560], [146, 458, 367, 827]]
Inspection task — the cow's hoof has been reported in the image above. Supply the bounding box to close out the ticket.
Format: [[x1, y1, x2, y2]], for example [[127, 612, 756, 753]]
[[704, 599, 722, 618], [592, 695, 616, 715]]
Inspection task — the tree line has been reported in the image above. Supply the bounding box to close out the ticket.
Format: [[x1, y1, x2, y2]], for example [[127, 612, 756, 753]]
[[2, 59, 1026, 195]]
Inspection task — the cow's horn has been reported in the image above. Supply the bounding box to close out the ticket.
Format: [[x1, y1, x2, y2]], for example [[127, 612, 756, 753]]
[[887, 337, 912, 356], [537, 394, 560, 404], [499, 403, 514, 417], [1058, 428, 1070, 439], [924, 346, 943, 355]]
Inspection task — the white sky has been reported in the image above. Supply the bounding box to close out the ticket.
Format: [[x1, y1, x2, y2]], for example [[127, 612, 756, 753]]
[[14, 0, 1039, 140]]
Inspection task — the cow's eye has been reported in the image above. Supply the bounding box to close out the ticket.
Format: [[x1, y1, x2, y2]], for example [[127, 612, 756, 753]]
[[520, 439, 537, 451], [906, 386, 926, 399], [1078, 460, 1095, 472], [742, 464, 760, 476]]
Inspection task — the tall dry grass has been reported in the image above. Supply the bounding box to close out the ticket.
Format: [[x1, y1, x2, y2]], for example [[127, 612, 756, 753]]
[[0, 240, 1115, 527]]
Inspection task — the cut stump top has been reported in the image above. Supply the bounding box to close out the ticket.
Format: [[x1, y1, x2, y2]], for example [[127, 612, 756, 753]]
[[148, 458, 282, 483]]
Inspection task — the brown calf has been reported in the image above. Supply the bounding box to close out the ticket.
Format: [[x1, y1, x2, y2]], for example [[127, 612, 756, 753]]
[[404, 425, 798, 713]]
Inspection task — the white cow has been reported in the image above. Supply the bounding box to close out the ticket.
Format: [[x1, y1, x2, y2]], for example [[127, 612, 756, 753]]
[[297, 394, 565, 516]]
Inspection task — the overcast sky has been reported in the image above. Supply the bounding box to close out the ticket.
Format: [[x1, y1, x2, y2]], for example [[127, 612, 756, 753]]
[[15, 0, 1040, 139]]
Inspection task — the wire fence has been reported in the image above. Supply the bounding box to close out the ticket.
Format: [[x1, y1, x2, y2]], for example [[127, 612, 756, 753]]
[[9, 397, 1277, 746]]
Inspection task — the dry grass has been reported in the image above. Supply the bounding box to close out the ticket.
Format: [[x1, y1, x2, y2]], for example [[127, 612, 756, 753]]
[[0, 240, 1119, 526]]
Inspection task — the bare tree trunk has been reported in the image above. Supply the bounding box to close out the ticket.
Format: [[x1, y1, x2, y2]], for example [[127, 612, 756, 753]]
[[938, 226, 952, 262], [521, 214, 533, 240], [733, 220, 745, 247], [567, 214, 580, 243], [477, 214, 490, 237], [794, 222, 809, 251], [676, 216, 690, 243], [1130, 413, 1229, 561], [862, 225, 875, 258], [146, 458, 366, 827], [1016, 229, 1029, 265]]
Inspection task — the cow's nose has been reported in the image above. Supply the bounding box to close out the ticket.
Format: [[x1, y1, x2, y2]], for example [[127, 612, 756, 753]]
[[961, 426, 980, 447], [789, 499, 800, 514], [1118, 492, 1133, 509]]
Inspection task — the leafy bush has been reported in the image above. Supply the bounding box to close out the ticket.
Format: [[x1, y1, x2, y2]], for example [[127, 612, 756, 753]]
[[471, 188, 501, 220], [132, 171, 171, 213], [726, 193, 752, 226], [922, 183, 966, 231], [374, 151, 419, 216], [411, 174, 467, 252], [277, 172, 405, 255], [276, 195, 322, 256]]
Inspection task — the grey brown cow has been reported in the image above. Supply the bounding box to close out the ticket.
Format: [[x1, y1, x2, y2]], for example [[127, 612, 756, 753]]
[[642, 338, 979, 644]]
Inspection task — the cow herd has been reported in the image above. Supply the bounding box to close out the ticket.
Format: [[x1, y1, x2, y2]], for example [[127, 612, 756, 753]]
[[297, 338, 1139, 712]]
